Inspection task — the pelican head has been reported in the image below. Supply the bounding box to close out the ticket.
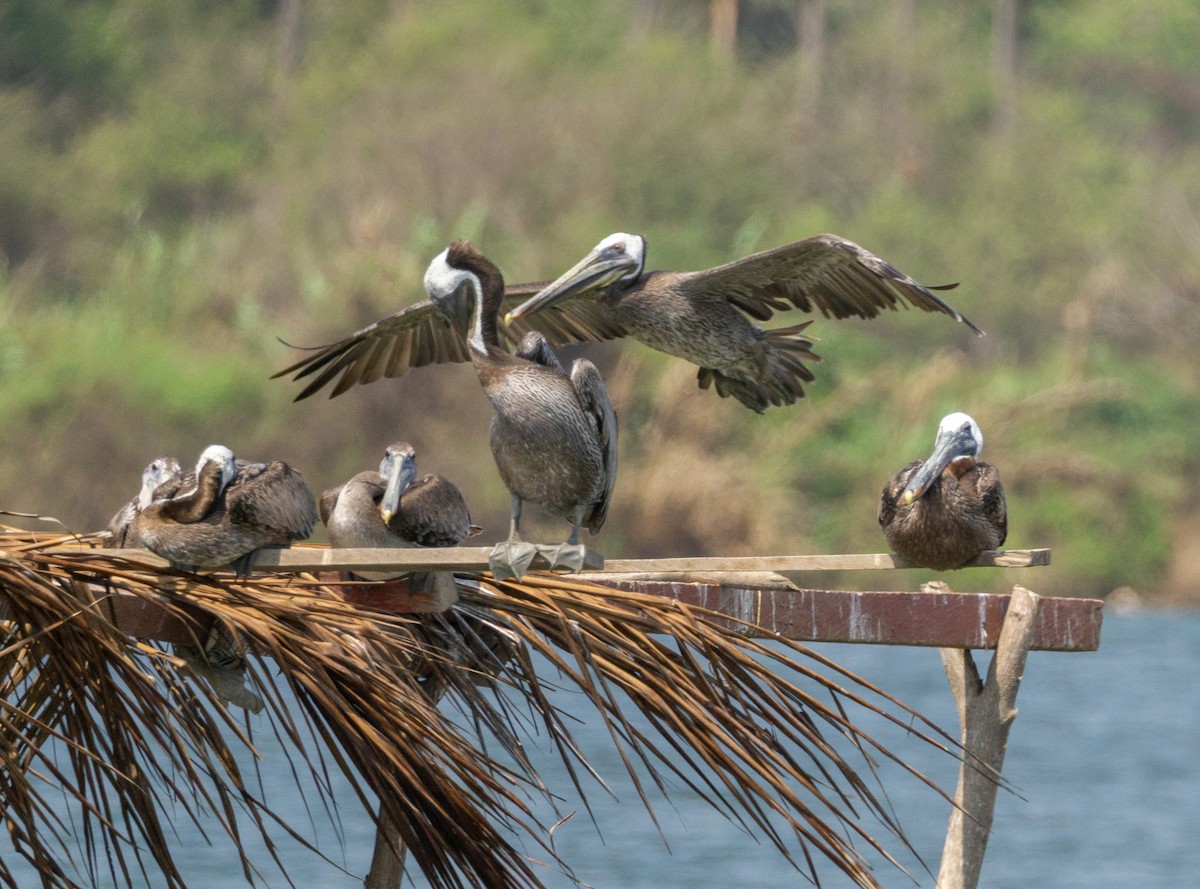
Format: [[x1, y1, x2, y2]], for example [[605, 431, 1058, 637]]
[[505, 232, 646, 323], [902, 412, 983, 505], [195, 444, 239, 496], [137, 457, 182, 509], [379, 441, 418, 525], [424, 245, 482, 333]]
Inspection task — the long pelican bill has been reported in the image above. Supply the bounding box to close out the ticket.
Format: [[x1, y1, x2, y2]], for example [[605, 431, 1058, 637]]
[[505, 248, 638, 324], [380, 447, 418, 525], [902, 419, 980, 504]]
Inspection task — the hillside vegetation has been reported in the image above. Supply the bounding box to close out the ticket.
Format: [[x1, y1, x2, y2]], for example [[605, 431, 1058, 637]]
[[2, 0, 1198, 600]]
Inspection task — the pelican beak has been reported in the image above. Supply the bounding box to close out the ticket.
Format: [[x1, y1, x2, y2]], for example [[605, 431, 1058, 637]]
[[380, 449, 417, 525], [901, 423, 978, 504], [505, 248, 637, 324]]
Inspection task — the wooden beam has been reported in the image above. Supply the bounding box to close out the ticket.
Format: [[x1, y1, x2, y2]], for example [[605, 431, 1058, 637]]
[[47, 546, 1049, 574], [588, 580, 1101, 652]]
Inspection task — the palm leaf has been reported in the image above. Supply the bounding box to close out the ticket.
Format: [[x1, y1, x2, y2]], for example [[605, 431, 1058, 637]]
[[0, 527, 961, 888]]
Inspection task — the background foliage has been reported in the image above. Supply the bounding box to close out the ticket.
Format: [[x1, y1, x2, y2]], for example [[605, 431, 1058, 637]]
[[2, 0, 1198, 600]]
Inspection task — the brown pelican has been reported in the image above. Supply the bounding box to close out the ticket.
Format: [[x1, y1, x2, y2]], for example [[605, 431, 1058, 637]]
[[422, 241, 618, 580], [323, 441, 481, 571], [104, 456, 183, 548], [506, 233, 983, 411], [133, 444, 317, 575], [274, 233, 980, 412], [878, 412, 1007, 570]]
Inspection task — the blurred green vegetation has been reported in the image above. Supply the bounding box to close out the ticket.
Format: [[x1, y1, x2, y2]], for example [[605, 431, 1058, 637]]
[[2, 0, 1198, 600]]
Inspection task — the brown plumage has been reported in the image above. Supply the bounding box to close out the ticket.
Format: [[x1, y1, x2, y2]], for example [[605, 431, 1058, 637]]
[[422, 241, 618, 580], [133, 444, 317, 574], [323, 441, 481, 550], [104, 456, 184, 548], [878, 413, 1007, 570], [275, 232, 980, 412]]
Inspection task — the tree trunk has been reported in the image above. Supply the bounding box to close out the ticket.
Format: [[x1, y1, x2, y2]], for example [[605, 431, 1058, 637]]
[[709, 0, 739, 61]]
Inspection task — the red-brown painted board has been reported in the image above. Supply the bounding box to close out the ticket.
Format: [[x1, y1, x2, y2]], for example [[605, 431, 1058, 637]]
[[590, 581, 1104, 652]]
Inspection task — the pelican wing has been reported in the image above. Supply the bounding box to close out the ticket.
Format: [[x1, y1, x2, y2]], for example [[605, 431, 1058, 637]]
[[569, 358, 618, 534], [272, 300, 473, 401], [964, 462, 1008, 547], [512, 331, 564, 371], [675, 234, 982, 333], [273, 284, 628, 401], [226, 462, 317, 540]]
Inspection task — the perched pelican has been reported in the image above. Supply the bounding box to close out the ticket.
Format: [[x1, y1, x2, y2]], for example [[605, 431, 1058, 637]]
[[133, 444, 317, 574], [274, 232, 980, 412], [878, 412, 1007, 570], [323, 441, 481, 561], [104, 456, 183, 548], [422, 241, 618, 580]]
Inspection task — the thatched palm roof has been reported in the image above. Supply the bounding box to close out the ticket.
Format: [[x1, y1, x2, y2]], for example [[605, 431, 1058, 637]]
[[0, 526, 959, 889]]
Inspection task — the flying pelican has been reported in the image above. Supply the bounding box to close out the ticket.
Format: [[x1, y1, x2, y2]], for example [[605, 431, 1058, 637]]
[[273, 232, 980, 412], [104, 456, 183, 548], [878, 412, 1007, 570], [422, 241, 618, 581], [506, 233, 983, 411], [133, 444, 317, 575]]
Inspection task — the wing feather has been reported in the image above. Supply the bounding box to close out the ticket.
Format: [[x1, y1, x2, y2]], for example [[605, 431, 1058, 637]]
[[676, 234, 981, 333]]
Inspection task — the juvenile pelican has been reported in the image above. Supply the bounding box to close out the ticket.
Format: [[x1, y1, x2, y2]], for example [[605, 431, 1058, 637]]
[[324, 442, 481, 557], [878, 412, 1007, 570], [273, 232, 979, 412], [422, 241, 617, 580], [104, 456, 183, 548], [133, 444, 317, 575]]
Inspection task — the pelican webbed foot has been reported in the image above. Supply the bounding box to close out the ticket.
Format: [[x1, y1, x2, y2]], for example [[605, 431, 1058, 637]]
[[489, 538, 540, 581], [546, 541, 586, 574]]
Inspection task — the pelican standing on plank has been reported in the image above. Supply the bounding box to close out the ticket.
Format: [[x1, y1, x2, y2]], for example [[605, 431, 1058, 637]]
[[878, 412, 1007, 570], [133, 444, 317, 575], [422, 241, 617, 581], [273, 232, 980, 412]]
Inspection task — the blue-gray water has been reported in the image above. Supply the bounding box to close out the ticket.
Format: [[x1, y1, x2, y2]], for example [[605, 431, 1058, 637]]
[[5, 608, 1197, 888]]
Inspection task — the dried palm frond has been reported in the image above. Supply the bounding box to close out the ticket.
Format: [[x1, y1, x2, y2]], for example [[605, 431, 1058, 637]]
[[0, 527, 546, 889], [0, 527, 961, 889]]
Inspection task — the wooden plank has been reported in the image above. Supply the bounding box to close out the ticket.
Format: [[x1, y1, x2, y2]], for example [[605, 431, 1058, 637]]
[[589, 580, 1102, 652], [598, 549, 1050, 573], [46, 546, 1048, 574], [67, 545, 605, 573]]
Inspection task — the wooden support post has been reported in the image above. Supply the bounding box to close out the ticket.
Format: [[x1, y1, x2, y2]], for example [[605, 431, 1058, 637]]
[[364, 677, 447, 889], [934, 583, 1040, 889]]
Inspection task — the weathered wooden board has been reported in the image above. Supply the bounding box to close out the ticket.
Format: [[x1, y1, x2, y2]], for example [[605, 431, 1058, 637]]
[[52, 546, 1049, 574], [589, 580, 1102, 652]]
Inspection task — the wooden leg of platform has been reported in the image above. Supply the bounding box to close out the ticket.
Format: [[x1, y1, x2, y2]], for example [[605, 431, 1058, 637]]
[[934, 584, 1040, 889], [363, 676, 449, 889]]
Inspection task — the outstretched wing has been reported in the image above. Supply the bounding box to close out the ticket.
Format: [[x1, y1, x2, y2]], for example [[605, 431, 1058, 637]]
[[676, 234, 982, 333], [273, 283, 627, 401]]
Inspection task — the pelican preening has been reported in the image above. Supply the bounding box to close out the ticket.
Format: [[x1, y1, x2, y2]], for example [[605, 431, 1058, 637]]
[[878, 412, 1007, 570], [423, 241, 618, 581], [273, 232, 981, 411], [104, 456, 183, 548], [132, 444, 317, 575]]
